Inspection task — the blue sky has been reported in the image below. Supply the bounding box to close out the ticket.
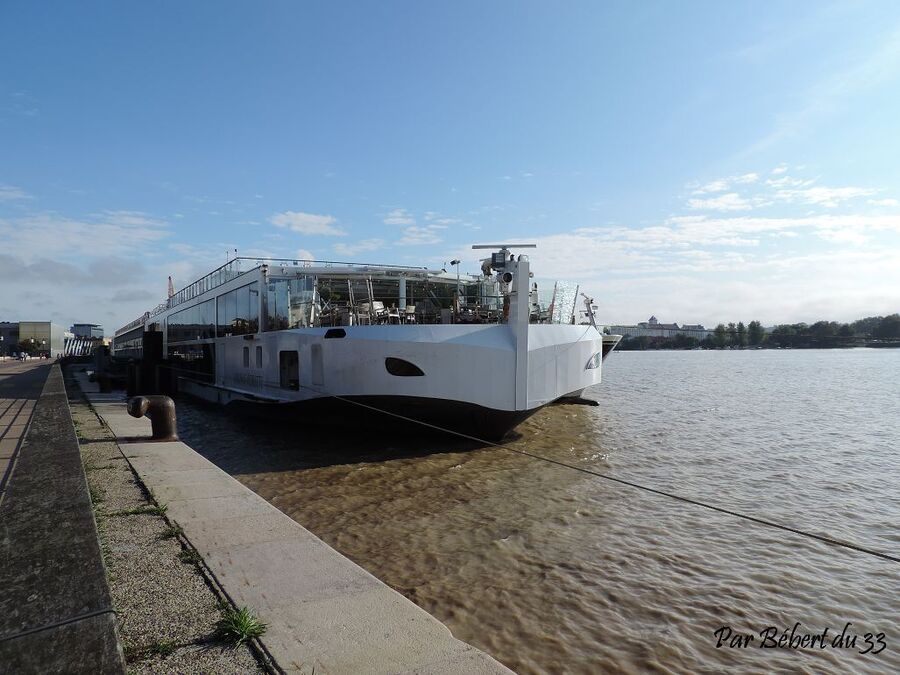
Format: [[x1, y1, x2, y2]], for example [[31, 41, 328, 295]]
[[2, 1, 899, 330]]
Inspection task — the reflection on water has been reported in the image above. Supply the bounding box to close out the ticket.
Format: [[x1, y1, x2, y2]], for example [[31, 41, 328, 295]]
[[177, 349, 900, 674]]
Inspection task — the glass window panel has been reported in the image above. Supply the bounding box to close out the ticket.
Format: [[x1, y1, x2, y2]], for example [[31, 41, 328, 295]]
[[266, 280, 289, 331], [217, 295, 228, 337], [248, 282, 260, 333], [225, 289, 237, 336], [234, 285, 250, 336]]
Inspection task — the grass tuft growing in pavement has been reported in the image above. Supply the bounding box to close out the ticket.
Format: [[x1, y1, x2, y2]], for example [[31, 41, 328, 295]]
[[148, 639, 178, 657], [178, 548, 202, 565], [160, 524, 183, 540], [216, 606, 267, 646]]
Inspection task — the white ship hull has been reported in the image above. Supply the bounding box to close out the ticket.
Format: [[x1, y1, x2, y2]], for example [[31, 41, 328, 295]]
[[180, 323, 605, 440], [114, 247, 621, 440]]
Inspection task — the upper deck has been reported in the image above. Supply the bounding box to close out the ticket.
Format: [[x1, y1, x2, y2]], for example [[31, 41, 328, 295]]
[[114, 254, 587, 347]]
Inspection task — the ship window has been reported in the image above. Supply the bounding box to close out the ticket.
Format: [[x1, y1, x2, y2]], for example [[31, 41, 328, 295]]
[[324, 328, 346, 339], [217, 282, 260, 337], [385, 357, 424, 377], [279, 350, 300, 390], [255, 345, 262, 368], [167, 299, 215, 343], [585, 352, 602, 370], [243, 346, 250, 367], [265, 277, 314, 330]]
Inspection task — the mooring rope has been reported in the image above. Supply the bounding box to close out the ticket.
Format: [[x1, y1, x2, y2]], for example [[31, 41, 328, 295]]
[[299, 383, 900, 565]]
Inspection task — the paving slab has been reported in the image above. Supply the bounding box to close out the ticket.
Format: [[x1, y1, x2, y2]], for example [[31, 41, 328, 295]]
[[92, 402, 152, 438], [180, 512, 308, 552]]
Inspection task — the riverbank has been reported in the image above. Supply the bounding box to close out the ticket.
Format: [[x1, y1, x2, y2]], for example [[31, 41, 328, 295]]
[[72, 368, 510, 674], [67, 369, 265, 672]]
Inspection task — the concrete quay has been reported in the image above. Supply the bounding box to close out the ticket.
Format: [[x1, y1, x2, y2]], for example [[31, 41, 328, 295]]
[[0, 362, 124, 673], [75, 373, 513, 674]]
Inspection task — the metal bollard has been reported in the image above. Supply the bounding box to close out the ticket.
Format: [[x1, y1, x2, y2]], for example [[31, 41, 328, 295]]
[[127, 395, 179, 441]]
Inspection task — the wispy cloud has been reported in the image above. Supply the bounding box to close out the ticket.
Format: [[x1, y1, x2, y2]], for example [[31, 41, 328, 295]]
[[687, 167, 885, 212], [383, 208, 415, 225], [773, 185, 877, 208], [0, 210, 170, 259], [2, 91, 39, 117], [733, 172, 759, 184], [397, 226, 444, 246], [0, 184, 31, 201], [269, 210, 345, 236], [690, 172, 759, 196], [687, 192, 753, 211]]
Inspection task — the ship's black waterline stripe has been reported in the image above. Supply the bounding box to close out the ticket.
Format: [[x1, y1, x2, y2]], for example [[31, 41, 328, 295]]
[[299, 383, 900, 566]]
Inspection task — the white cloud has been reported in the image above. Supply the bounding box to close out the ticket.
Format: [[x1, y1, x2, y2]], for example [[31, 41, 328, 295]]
[[397, 226, 444, 246], [771, 165, 789, 175], [733, 172, 759, 184], [296, 248, 316, 260], [333, 239, 385, 257], [687, 192, 753, 211], [815, 229, 869, 245], [692, 179, 730, 194], [773, 186, 876, 208], [479, 227, 900, 325], [691, 173, 758, 196], [868, 198, 899, 207], [765, 175, 814, 188], [0, 210, 170, 260], [383, 208, 415, 225], [269, 211, 344, 236], [0, 184, 31, 201]]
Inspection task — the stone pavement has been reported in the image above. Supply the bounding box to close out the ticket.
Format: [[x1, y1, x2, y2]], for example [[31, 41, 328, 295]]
[[76, 374, 512, 674], [0, 363, 124, 673], [0, 360, 47, 499]]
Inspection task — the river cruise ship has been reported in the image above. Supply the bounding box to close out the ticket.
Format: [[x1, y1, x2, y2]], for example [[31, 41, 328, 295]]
[[113, 245, 620, 439]]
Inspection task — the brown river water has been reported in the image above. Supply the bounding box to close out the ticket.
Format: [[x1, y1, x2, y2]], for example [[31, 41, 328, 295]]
[[175, 349, 900, 674]]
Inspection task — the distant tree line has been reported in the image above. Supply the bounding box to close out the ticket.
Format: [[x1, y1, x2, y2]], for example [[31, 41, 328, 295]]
[[616, 314, 900, 351]]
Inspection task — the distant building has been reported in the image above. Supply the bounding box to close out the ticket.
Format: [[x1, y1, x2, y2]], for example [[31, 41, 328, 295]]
[[0, 321, 19, 357], [17, 321, 68, 357], [71, 323, 104, 339], [607, 316, 714, 340]]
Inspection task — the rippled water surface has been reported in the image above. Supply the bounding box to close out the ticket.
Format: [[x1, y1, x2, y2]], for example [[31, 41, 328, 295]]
[[176, 349, 900, 674]]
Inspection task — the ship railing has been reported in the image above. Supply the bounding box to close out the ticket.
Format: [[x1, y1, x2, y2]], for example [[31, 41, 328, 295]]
[[162, 257, 434, 316], [115, 312, 151, 336]]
